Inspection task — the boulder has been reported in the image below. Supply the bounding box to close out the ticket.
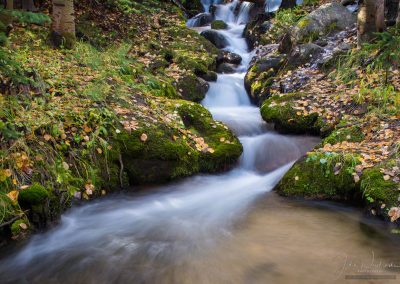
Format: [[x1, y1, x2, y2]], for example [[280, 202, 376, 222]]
[[217, 63, 236, 74], [244, 54, 286, 104], [177, 75, 209, 102], [288, 43, 324, 67], [199, 71, 218, 82], [183, 0, 204, 17], [187, 13, 213, 27], [200, 30, 229, 48], [216, 50, 242, 65], [243, 13, 273, 48], [245, 55, 285, 94], [292, 3, 356, 44]]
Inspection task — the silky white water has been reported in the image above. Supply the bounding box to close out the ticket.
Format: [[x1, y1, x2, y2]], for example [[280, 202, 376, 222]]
[[1, 1, 399, 283]]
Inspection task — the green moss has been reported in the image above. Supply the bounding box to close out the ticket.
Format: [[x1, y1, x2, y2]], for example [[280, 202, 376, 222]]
[[177, 74, 207, 102], [260, 93, 325, 134], [0, 32, 7, 46], [323, 125, 365, 145], [296, 17, 310, 29], [211, 20, 228, 30], [361, 167, 399, 208], [18, 183, 49, 207], [276, 152, 360, 199], [10, 219, 29, 237]]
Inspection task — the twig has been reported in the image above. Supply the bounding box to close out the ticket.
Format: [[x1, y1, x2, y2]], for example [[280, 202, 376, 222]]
[[118, 153, 124, 188]]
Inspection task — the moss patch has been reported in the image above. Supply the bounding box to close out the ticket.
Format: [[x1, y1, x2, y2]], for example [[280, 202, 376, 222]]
[[211, 20, 228, 30], [276, 152, 360, 200], [261, 93, 328, 134]]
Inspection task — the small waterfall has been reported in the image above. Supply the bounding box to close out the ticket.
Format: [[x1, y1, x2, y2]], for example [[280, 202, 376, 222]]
[[236, 1, 254, 24]]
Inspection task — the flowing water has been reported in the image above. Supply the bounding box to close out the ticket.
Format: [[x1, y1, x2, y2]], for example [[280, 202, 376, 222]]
[[1, 2, 400, 284]]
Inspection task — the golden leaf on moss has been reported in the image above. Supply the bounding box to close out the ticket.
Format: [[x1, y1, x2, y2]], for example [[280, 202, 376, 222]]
[[44, 134, 51, 141], [6, 190, 18, 203]]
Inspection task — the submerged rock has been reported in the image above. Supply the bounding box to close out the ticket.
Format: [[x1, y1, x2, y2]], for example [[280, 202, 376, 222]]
[[200, 30, 229, 48]]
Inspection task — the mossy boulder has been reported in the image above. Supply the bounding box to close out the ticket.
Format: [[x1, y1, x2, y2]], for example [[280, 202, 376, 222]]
[[322, 125, 365, 145], [244, 55, 286, 104], [177, 75, 209, 102], [291, 3, 356, 44], [276, 152, 360, 200], [260, 93, 328, 135], [10, 218, 30, 240], [18, 183, 49, 207], [176, 103, 242, 172], [211, 20, 228, 30], [113, 101, 242, 184], [277, 154, 400, 219]]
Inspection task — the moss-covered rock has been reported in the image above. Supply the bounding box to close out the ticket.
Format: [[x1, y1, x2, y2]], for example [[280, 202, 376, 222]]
[[18, 183, 49, 207], [244, 55, 286, 104], [361, 164, 400, 216], [276, 152, 360, 200], [322, 125, 365, 145], [113, 101, 242, 184], [10, 218, 30, 240], [177, 74, 209, 102], [211, 20, 228, 30], [260, 93, 328, 135]]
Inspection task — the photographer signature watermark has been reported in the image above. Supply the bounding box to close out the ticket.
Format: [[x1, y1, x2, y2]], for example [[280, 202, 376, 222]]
[[334, 251, 400, 280]]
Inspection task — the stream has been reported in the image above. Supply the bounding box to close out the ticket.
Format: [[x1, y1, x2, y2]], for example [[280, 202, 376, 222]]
[[1, 1, 400, 283]]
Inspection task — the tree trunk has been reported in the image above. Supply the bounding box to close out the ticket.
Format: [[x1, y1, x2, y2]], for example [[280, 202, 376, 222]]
[[51, 0, 75, 48], [357, 0, 385, 48], [397, 1, 400, 24], [6, 0, 13, 9], [279, 0, 297, 10], [22, 0, 37, 11], [385, 0, 400, 26]]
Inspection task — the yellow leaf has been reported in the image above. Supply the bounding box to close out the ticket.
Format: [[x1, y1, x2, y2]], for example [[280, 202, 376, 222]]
[[6, 191, 18, 203]]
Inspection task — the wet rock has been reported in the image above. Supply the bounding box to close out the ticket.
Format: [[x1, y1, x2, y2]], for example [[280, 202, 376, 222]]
[[244, 55, 286, 104], [288, 43, 324, 68], [183, 0, 204, 17], [200, 30, 229, 48], [292, 3, 356, 44], [278, 32, 293, 54], [199, 71, 218, 82], [314, 39, 328, 47], [243, 13, 273, 48], [177, 75, 209, 102], [211, 20, 228, 30], [187, 13, 213, 27], [341, 0, 356, 6], [217, 63, 236, 74], [216, 50, 242, 65]]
